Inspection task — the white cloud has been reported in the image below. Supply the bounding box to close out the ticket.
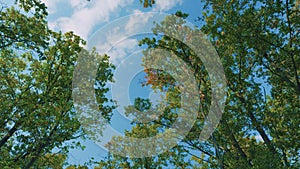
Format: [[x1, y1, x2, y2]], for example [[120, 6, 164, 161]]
[[44, 0, 182, 39], [47, 0, 133, 39], [125, 10, 154, 33], [69, 0, 89, 9], [41, 0, 61, 14], [43, 0, 182, 63], [153, 0, 183, 11], [107, 38, 138, 64], [88, 23, 140, 64]]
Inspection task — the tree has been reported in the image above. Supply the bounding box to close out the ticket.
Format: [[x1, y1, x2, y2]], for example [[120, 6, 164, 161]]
[[99, 1, 299, 168], [199, 0, 299, 167], [139, 0, 155, 8], [0, 1, 115, 168], [95, 98, 192, 169]]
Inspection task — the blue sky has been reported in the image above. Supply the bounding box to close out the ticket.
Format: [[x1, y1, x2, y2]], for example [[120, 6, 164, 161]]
[[35, 0, 206, 167], [43, 0, 203, 40]]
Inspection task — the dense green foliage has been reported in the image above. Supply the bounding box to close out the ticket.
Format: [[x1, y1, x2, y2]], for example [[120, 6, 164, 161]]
[[0, 1, 115, 168], [0, 0, 299, 168], [98, 0, 300, 169]]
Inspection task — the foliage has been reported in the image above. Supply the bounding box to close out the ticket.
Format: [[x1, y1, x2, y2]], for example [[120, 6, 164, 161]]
[[99, 1, 300, 169], [199, 0, 300, 168], [1, 0, 299, 168], [139, 0, 155, 8], [0, 1, 115, 168]]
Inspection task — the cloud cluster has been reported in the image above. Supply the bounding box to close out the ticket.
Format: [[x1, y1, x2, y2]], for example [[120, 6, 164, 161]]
[[44, 0, 182, 38], [43, 0, 183, 62], [44, 0, 133, 39]]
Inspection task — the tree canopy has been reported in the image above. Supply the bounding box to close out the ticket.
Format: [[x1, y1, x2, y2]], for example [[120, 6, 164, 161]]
[[1, 0, 299, 168], [98, 0, 300, 169], [0, 0, 115, 168]]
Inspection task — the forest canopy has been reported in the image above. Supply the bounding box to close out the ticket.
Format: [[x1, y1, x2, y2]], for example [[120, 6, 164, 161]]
[[0, 0, 299, 168]]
